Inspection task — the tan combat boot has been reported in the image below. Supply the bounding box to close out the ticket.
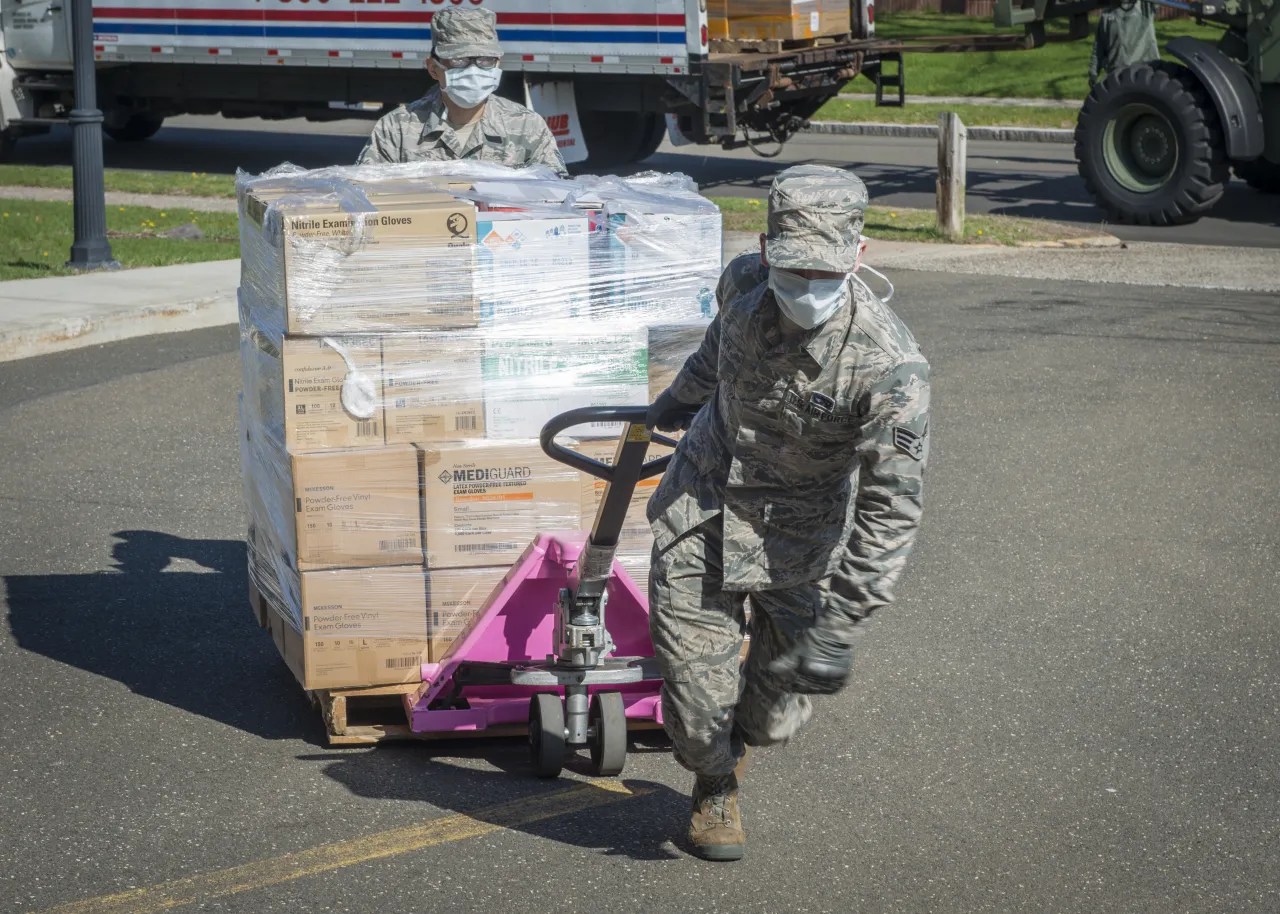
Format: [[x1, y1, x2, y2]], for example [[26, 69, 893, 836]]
[[688, 771, 746, 861]]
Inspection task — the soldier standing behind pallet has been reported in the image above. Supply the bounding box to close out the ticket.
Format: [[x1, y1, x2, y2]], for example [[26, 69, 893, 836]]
[[357, 7, 568, 175], [1089, 0, 1161, 87], [645, 164, 931, 862]]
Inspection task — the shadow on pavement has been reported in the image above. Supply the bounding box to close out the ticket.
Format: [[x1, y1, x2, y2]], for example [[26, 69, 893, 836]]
[[312, 735, 690, 861], [3, 530, 320, 742]]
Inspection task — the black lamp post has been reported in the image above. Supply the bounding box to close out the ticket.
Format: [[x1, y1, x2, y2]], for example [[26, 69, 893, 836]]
[[66, 0, 119, 271]]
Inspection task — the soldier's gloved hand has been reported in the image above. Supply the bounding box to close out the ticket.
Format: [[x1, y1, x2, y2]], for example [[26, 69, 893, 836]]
[[769, 619, 854, 696], [647, 389, 697, 432]]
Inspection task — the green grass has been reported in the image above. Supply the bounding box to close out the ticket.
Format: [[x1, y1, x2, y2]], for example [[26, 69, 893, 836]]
[[0, 199, 239, 281], [711, 196, 1101, 246], [815, 97, 1078, 128], [0, 165, 236, 198], [842, 11, 1224, 100]]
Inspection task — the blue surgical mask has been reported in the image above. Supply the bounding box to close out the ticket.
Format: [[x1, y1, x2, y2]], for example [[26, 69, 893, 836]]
[[768, 268, 849, 329], [443, 65, 502, 109]]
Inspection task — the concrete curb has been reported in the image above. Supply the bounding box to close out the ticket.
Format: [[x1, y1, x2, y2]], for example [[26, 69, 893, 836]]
[[0, 259, 239, 363], [804, 121, 1075, 144]]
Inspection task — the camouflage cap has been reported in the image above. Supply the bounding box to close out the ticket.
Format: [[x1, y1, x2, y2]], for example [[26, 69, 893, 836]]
[[765, 164, 867, 273], [431, 7, 503, 61]]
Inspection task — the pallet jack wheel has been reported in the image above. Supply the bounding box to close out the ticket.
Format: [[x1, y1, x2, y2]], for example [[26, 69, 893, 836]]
[[589, 691, 628, 777], [529, 693, 565, 778]]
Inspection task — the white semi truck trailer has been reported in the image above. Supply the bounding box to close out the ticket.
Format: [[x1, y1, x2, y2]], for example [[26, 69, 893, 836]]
[[0, 0, 1018, 167]]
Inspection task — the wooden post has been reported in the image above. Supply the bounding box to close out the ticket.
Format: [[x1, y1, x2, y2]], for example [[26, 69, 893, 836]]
[[937, 112, 968, 241]]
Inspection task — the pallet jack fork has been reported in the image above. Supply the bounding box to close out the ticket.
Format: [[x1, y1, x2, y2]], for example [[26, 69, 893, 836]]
[[406, 405, 691, 778]]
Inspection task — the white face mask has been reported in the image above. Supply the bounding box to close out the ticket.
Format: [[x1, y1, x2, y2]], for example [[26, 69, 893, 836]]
[[768, 268, 849, 329], [442, 65, 502, 109]]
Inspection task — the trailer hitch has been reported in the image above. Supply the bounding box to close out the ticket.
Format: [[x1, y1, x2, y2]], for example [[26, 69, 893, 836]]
[[721, 114, 809, 158]]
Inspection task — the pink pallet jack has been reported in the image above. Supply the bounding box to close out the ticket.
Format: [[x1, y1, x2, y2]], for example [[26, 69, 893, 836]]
[[406, 405, 693, 778]]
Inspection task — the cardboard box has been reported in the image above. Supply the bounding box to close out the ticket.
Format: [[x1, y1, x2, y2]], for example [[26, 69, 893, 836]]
[[263, 565, 431, 691], [573, 438, 658, 559], [618, 554, 651, 596], [289, 445, 423, 571], [243, 330, 385, 451], [382, 332, 485, 444], [727, 0, 851, 41], [419, 441, 582, 569], [476, 212, 589, 324], [242, 187, 480, 335], [425, 565, 510, 662], [647, 321, 712, 400], [599, 210, 721, 321], [300, 565, 430, 690], [482, 330, 649, 439]]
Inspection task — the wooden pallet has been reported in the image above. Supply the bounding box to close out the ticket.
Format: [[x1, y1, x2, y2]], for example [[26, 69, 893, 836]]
[[250, 582, 663, 746], [710, 31, 853, 54], [309, 682, 530, 746]]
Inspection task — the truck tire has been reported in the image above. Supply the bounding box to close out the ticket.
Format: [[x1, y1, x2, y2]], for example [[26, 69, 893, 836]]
[[104, 113, 166, 143], [0, 129, 16, 162], [1233, 157, 1280, 194], [1075, 61, 1228, 225], [578, 112, 664, 170]]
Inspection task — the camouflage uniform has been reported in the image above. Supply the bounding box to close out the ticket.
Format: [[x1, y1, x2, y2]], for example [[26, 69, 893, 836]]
[[1090, 0, 1160, 85], [648, 165, 931, 776], [357, 8, 568, 175]]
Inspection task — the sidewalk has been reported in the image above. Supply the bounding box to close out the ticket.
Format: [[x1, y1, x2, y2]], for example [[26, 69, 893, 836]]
[[0, 259, 238, 362], [3, 235, 1278, 363], [0, 186, 237, 212], [838, 93, 1082, 109]]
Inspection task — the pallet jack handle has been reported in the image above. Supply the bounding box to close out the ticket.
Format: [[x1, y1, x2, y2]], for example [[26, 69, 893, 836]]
[[538, 405, 690, 484]]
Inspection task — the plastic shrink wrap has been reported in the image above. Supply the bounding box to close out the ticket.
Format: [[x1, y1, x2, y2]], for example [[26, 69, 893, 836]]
[[237, 161, 718, 689]]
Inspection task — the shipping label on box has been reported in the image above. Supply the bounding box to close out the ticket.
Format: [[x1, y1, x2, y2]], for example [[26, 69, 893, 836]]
[[419, 442, 581, 569], [574, 438, 659, 559], [382, 332, 485, 444], [481, 330, 649, 439], [425, 565, 510, 662], [278, 335, 385, 450], [290, 444, 423, 571], [476, 213, 589, 324], [296, 565, 430, 690]]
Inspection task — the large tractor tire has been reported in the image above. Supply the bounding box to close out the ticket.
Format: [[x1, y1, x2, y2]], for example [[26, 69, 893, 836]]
[[1233, 157, 1280, 194], [0, 129, 17, 162], [104, 113, 165, 143], [576, 112, 665, 171], [1075, 61, 1228, 225]]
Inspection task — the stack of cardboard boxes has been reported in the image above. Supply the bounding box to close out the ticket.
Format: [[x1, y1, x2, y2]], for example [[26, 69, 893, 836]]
[[707, 0, 852, 43], [237, 164, 718, 692]]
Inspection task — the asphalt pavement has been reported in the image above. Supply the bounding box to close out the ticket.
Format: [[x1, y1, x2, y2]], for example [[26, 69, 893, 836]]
[[13, 115, 1280, 248], [2, 269, 1277, 913]]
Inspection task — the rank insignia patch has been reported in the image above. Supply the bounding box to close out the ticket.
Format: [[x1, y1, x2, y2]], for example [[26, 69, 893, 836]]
[[892, 423, 927, 460]]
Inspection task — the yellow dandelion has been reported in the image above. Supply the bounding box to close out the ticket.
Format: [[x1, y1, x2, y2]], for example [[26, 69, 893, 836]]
[[192, 172, 198, 178], [43, 251, 48, 257], [119, 206, 125, 211], [889, 212, 897, 218], [977, 230, 983, 235], [748, 199, 760, 205], [160, 212, 166, 217], [2, 213, 7, 218]]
